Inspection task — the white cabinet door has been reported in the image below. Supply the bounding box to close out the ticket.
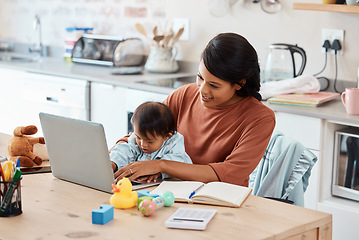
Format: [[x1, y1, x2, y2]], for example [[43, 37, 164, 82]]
[[274, 112, 321, 151], [126, 88, 169, 112], [0, 68, 89, 136], [91, 84, 169, 148], [303, 149, 319, 210], [274, 112, 321, 210], [20, 72, 89, 135], [0, 69, 27, 135], [90, 83, 128, 148]]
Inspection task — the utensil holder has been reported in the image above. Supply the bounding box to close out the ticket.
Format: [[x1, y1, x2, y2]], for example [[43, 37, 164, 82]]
[[144, 46, 179, 73], [0, 177, 22, 217]]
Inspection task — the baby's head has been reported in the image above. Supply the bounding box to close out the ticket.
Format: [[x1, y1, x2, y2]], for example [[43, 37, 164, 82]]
[[131, 101, 176, 154]]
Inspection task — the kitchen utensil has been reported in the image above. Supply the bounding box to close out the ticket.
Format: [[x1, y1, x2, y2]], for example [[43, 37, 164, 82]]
[[153, 26, 158, 37], [162, 34, 172, 48], [153, 35, 164, 46], [170, 27, 184, 47], [260, 0, 281, 14], [263, 43, 307, 82], [135, 23, 151, 42]]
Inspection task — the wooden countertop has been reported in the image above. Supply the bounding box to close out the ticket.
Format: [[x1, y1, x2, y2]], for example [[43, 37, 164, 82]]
[[0, 173, 332, 240]]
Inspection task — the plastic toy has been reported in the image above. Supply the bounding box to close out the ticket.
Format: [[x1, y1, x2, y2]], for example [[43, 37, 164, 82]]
[[138, 191, 175, 217], [92, 205, 114, 225], [110, 177, 138, 209], [137, 190, 159, 198], [8, 125, 45, 167], [137, 196, 154, 210]]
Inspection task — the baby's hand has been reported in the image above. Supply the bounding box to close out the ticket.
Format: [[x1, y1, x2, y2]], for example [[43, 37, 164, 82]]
[[111, 162, 117, 172], [136, 173, 162, 183]]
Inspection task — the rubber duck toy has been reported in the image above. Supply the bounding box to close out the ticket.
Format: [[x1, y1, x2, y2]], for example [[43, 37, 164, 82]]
[[110, 177, 138, 209]]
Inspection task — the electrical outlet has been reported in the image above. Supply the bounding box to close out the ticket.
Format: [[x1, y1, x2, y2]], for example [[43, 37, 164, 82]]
[[172, 18, 190, 41], [322, 28, 344, 55]]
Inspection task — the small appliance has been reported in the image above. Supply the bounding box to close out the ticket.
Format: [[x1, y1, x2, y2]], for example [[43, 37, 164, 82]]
[[333, 127, 359, 202], [71, 34, 145, 67], [263, 43, 307, 82]]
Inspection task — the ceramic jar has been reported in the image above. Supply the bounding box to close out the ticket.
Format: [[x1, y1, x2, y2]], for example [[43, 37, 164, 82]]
[[144, 46, 179, 73]]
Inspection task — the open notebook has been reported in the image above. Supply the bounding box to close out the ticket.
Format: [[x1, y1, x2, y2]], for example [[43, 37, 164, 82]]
[[151, 181, 252, 208], [39, 113, 161, 193]]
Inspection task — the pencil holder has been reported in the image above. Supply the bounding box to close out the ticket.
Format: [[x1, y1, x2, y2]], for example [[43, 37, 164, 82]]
[[0, 177, 22, 217]]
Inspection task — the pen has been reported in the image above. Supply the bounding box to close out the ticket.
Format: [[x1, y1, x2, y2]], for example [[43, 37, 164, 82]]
[[0, 161, 5, 182], [188, 184, 204, 199], [0, 169, 22, 214], [0, 161, 3, 197], [16, 158, 20, 168], [2, 161, 14, 181]]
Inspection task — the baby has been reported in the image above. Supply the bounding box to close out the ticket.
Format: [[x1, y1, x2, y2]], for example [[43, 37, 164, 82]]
[[110, 101, 192, 182]]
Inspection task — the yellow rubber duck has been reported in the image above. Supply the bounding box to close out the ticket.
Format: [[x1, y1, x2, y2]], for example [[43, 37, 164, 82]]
[[110, 177, 138, 209]]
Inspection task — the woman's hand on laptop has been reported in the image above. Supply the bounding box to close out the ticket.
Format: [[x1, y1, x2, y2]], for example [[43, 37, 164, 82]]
[[114, 160, 162, 182], [136, 173, 162, 183]]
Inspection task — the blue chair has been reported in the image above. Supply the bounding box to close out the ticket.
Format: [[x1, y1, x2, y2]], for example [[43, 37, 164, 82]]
[[249, 130, 317, 206]]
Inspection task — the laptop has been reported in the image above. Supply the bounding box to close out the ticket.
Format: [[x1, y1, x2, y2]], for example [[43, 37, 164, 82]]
[[39, 112, 161, 193]]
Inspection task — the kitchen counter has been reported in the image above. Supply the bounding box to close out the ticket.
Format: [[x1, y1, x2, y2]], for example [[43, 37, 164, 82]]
[[265, 99, 359, 127], [0, 56, 196, 95], [1, 55, 357, 126]]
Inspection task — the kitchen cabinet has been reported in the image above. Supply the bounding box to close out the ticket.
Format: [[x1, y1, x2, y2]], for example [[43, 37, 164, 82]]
[[318, 120, 359, 240], [90, 82, 168, 148], [90, 83, 128, 147], [274, 112, 322, 210], [293, 3, 359, 13], [0, 68, 89, 136], [268, 101, 359, 240]]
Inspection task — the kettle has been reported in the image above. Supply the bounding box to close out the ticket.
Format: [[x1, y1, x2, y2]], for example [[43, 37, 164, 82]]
[[263, 43, 307, 82]]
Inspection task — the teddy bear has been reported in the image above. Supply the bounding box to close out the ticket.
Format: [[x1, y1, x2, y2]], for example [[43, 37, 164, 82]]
[[7, 125, 45, 167]]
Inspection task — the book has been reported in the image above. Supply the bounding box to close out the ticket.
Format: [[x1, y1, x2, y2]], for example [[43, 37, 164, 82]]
[[165, 207, 217, 230], [268, 91, 340, 107], [150, 181, 252, 208]]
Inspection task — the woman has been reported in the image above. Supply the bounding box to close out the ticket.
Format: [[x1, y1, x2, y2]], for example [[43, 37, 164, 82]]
[[114, 33, 275, 186]]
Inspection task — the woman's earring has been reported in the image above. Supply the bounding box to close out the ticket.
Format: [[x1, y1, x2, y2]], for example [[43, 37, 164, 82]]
[[238, 79, 246, 88]]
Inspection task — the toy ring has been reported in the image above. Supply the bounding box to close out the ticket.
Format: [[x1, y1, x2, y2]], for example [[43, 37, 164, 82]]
[[129, 169, 133, 175]]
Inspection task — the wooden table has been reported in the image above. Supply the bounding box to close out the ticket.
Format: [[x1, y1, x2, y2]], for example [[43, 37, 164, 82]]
[[0, 174, 332, 240]]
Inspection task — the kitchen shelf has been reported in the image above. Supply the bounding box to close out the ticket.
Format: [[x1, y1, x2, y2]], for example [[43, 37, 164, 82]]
[[293, 3, 359, 13]]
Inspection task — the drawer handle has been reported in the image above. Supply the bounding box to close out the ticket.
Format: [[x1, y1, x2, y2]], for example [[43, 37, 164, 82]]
[[46, 97, 58, 103]]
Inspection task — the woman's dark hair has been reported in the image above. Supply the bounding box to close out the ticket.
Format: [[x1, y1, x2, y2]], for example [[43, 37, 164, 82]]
[[131, 101, 177, 139], [201, 32, 262, 101]]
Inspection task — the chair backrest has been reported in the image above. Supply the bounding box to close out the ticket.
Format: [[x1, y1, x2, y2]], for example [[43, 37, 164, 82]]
[[249, 130, 317, 206]]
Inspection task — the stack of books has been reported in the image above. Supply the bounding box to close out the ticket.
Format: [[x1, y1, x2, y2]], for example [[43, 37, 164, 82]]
[[268, 92, 340, 107]]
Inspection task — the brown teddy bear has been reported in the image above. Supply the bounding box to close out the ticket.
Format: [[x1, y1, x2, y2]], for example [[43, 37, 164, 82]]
[[8, 125, 45, 167]]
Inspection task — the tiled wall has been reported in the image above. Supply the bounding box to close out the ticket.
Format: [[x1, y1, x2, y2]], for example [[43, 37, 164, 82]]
[[0, 0, 167, 46], [1, 0, 359, 83]]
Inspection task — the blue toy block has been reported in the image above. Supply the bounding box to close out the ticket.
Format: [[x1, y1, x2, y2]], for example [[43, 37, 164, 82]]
[[92, 204, 114, 225], [137, 190, 159, 198]]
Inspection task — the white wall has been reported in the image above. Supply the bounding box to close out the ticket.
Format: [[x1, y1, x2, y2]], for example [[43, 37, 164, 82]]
[[0, 0, 358, 84]]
